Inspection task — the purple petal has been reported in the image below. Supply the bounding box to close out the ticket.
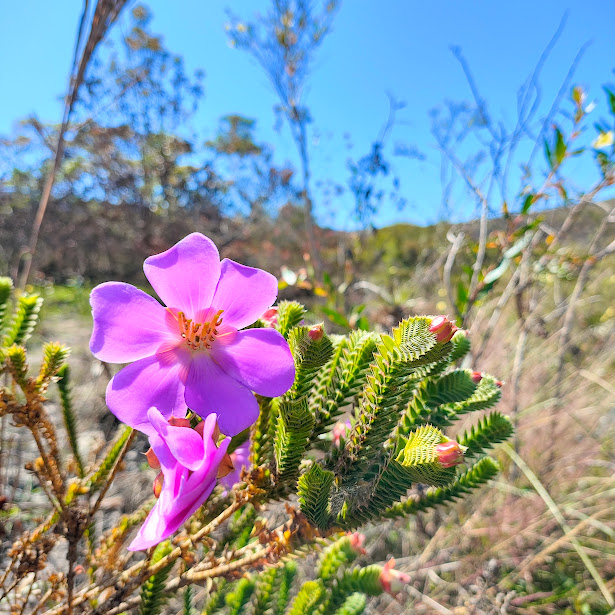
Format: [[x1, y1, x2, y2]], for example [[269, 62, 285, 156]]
[[184, 354, 259, 436], [89, 282, 176, 363], [211, 259, 278, 330], [106, 350, 190, 435], [147, 408, 204, 471], [143, 233, 221, 319], [212, 329, 295, 397], [128, 499, 166, 550]]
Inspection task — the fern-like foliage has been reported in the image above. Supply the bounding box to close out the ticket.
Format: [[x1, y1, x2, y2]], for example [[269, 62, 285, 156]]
[[331, 593, 366, 615], [37, 342, 69, 390], [251, 395, 274, 467], [253, 568, 278, 615], [3, 293, 43, 347], [6, 345, 29, 391], [139, 541, 174, 615], [287, 325, 334, 398], [287, 580, 324, 615], [88, 425, 133, 493], [276, 301, 307, 339], [458, 412, 513, 459], [448, 329, 471, 364], [274, 562, 297, 615], [183, 586, 193, 615], [384, 456, 500, 518], [56, 364, 85, 477], [225, 577, 255, 615], [0, 276, 13, 337], [316, 534, 362, 583], [342, 317, 453, 481], [273, 398, 315, 490], [225, 503, 257, 551], [201, 580, 228, 615], [311, 331, 377, 441], [298, 463, 334, 529]]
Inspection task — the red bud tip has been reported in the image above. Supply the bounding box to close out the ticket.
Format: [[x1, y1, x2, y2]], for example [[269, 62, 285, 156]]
[[145, 447, 160, 470], [153, 471, 164, 498], [435, 441, 465, 468], [168, 416, 191, 428], [347, 532, 366, 554], [380, 559, 411, 595], [308, 324, 324, 341], [471, 371, 483, 384], [429, 316, 459, 344], [495, 380, 504, 388], [261, 307, 278, 327]]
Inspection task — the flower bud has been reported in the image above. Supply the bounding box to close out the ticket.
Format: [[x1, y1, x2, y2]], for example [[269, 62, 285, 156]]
[[471, 371, 483, 384], [380, 559, 410, 595], [347, 532, 366, 554], [495, 380, 504, 388], [429, 316, 459, 344], [261, 307, 278, 327], [168, 416, 191, 428], [308, 324, 324, 341], [145, 447, 160, 470], [153, 471, 164, 498], [435, 441, 465, 468], [332, 420, 351, 446]]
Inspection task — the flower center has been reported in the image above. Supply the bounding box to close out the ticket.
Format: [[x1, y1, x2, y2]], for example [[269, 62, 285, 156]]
[[177, 309, 224, 350]]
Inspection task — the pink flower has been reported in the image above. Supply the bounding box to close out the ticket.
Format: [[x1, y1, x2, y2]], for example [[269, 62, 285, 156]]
[[220, 439, 251, 490], [379, 558, 410, 595], [129, 409, 230, 550], [347, 532, 366, 554], [261, 307, 278, 327], [435, 441, 466, 468], [332, 420, 351, 446], [429, 315, 459, 344], [90, 233, 295, 436], [471, 371, 483, 384]]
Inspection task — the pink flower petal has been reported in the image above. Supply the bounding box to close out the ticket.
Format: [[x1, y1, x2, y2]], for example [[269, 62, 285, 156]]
[[211, 259, 278, 330], [212, 329, 295, 397], [147, 407, 205, 471], [106, 350, 190, 435], [184, 354, 260, 436], [89, 282, 176, 363], [143, 233, 221, 319]]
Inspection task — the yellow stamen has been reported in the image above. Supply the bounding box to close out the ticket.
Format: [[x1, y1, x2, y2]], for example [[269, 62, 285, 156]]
[[175, 309, 224, 350]]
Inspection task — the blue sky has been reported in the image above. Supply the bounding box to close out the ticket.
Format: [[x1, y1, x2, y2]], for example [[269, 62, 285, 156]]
[[1, 1, 614, 229]]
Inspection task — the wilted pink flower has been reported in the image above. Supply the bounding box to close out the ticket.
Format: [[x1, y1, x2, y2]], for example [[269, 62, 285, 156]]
[[90, 233, 295, 436], [435, 441, 466, 468], [347, 532, 366, 554], [261, 307, 278, 327], [129, 409, 230, 551], [471, 371, 483, 384], [379, 558, 410, 595], [220, 439, 251, 490], [429, 315, 459, 344], [332, 420, 351, 446]]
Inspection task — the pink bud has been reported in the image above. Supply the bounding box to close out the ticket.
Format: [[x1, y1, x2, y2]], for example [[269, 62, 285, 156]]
[[153, 471, 164, 498], [308, 324, 324, 341], [429, 316, 459, 344], [471, 371, 483, 384], [261, 307, 278, 327], [435, 441, 465, 468], [347, 532, 366, 554], [145, 447, 160, 470], [495, 380, 504, 388], [380, 559, 410, 595]]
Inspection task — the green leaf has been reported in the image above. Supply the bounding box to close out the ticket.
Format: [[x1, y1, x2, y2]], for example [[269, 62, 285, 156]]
[[298, 463, 334, 529], [458, 412, 513, 459], [88, 425, 133, 493], [0, 277, 13, 337], [554, 126, 567, 166], [139, 541, 174, 615], [3, 293, 43, 347], [57, 364, 85, 477], [521, 193, 535, 215], [276, 301, 307, 339], [332, 593, 367, 615], [225, 578, 255, 615], [604, 87, 615, 115], [384, 456, 500, 518], [287, 580, 324, 615]]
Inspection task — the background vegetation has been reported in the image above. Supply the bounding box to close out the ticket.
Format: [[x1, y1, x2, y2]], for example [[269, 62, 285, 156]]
[[1, 2, 615, 613]]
